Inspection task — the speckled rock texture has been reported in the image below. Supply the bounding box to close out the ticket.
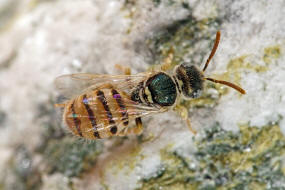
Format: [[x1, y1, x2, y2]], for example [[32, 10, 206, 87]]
[[0, 0, 285, 190]]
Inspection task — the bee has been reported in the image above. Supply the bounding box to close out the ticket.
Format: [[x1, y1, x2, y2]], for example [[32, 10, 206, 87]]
[[55, 31, 245, 140]]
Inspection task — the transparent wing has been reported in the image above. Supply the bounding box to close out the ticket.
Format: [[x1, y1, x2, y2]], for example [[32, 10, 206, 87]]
[[84, 103, 166, 134], [54, 73, 151, 99]]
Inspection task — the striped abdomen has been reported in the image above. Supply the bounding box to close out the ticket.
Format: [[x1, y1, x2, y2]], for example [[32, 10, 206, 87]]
[[63, 88, 130, 139]]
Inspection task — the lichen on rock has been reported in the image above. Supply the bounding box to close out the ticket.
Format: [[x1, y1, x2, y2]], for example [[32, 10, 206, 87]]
[[139, 123, 285, 190]]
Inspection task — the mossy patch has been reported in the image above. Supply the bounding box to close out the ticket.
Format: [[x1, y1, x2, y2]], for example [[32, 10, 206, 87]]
[[138, 123, 285, 190], [151, 0, 190, 8], [263, 45, 281, 65], [43, 137, 103, 177]]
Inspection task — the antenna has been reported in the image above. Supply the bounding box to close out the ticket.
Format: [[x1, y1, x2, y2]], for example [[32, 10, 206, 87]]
[[202, 31, 246, 95], [205, 77, 246, 94], [203, 31, 221, 72]]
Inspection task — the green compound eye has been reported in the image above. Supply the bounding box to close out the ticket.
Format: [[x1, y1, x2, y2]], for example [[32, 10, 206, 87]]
[[147, 73, 177, 106]]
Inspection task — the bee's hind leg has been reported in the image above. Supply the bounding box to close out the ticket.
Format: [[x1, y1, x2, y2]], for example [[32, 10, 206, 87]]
[[133, 117, 143, 134], [118, 117, 143, 136], [174, 104, 197, 135], [115, 64, 131, 75]]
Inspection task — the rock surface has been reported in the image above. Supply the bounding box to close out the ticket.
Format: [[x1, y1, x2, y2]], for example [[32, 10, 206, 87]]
[[0, 0, 285, 189]]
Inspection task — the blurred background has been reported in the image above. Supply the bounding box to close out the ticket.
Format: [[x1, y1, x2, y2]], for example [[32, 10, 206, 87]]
[[0, 0, 285, 189]]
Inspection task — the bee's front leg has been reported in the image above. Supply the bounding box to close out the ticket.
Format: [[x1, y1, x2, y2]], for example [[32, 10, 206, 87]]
[[174, 104, 197, 135], [161, 47, 174, 71], [160, 62, 172, 71]]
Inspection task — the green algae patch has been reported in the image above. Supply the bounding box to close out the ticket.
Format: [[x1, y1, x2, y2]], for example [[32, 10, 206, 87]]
[[138, 123, 285, 190], [139, 149, 197, 190], [263, 45, 282, 65], [227, 55, 268, 73], [43, 137, 103, 177]]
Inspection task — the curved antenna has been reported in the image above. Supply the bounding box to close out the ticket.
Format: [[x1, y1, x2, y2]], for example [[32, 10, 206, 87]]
[[202, 31, 221, 72], [205, 77, 246, 94], [202, 31, 246, 95]]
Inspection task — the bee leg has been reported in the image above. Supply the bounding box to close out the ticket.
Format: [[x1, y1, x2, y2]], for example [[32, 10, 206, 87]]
[[161, 47, 174, 71], [54, 103, 65, 108], [118, 117, 143, 136], [175, 105, 197, 135], [115, 64, 131, 75], [133, 117, 143, 134], [186, 118, 197, 135], [151, 59, 173, 72], [160, 62, 172, 71], [149, 48, 174, 72]]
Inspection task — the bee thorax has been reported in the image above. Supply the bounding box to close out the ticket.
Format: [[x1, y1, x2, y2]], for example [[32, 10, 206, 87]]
[[145, 72, 177, 106]]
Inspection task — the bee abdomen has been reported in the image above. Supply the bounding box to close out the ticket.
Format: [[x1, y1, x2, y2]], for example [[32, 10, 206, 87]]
[[69, 100, 83, 137], [111, 89, 129, 126], [82, 94, 100, 138], [63, 88, 130, 140]]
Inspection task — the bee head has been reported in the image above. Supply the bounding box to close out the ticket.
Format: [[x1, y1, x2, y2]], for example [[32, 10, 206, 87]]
[[174, 31, 246, 99], [174, 64, 204, 99]]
